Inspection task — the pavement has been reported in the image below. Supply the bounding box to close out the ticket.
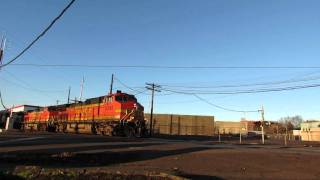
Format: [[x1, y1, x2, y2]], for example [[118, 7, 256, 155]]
[[0, 130, 320, 179]]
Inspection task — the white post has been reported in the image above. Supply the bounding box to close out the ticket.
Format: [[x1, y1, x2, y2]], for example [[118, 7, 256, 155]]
[[5, 117, 10, 131], [284, 134, 287, 146], [259, 106, 265, 145], [5, 105, 13, 130]]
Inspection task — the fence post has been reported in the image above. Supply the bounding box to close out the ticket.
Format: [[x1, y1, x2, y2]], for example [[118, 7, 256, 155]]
[[284, 134, 287, 146]]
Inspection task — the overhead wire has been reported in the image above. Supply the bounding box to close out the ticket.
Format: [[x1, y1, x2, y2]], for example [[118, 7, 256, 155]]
[[193, 94, 258, 113], [161, 83, 320, 95], [160, 74, 320, 89], [0, 90, 7, 110], [2, 70, 68, 93], [113, 77, 259, 113], [0, 0, 76, 68], [113, 76, 175, 96], [9, 63, 320, 69], [113, 76, 147, 95]]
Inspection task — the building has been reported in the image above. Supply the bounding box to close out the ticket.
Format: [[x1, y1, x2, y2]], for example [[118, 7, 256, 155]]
[[215, 121, 248, 135], [300, 121, 320, 141], [145, 113, 215, 136], [145, 114, 260, 136], [3, 105, 40, 130], [9, 105, 40, 113]]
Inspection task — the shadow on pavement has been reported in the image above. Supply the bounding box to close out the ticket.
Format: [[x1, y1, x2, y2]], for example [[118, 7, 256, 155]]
[[177, 173, 224, 180], [5, 142, 164, 154], [0, 146, 215, 168]]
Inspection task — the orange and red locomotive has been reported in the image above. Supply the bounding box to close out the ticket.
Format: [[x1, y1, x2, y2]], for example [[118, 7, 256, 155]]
[[23, 90, 146, 137]]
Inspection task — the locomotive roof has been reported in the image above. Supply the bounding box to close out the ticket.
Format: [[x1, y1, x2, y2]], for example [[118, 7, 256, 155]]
[[27, 91, 137, 110]]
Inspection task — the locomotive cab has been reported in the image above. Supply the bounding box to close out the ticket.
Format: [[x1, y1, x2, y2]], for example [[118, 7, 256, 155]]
[[113, 91, 144, 121]]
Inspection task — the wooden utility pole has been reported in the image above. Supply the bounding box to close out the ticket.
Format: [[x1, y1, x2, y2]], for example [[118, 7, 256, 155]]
[[109, 74, 114, 95], [0, 36, 6, 65], [146, 83, 161, 136], [67, 86, 71, 104], [285, 124, 288, 146], [259, 106, 265, 145]]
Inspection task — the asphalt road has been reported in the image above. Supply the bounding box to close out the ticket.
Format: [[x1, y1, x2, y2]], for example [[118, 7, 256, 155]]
[[1, 130, 320, 179]]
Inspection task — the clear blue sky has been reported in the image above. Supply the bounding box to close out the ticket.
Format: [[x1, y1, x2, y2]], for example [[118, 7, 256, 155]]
[[0, 0, 320, 121]]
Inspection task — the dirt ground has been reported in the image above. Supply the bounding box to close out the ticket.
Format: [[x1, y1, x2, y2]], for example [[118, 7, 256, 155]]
[[0, 130, 320, 179]]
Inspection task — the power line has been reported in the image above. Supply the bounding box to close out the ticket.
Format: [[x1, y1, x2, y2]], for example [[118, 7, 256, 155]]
[[0, 0, 76, 68], [113, 76, 147, 95], [113, 76, 174, 96], [9, 63, 320, 69], [2, 69, 67, 93], [151, 84, 258, 113], [0, 76, 67, 96], [0, 90, 7, 110], [193, 94, 258, 113], [160, 74, 320, 89], [161, 83, 320, 95]]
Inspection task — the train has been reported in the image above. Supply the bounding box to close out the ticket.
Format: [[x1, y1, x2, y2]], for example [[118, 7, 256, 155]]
[[20, 90, 146, 137]]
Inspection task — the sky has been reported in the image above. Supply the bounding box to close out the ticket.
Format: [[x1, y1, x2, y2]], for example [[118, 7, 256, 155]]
[[0, 0, 320, 121]]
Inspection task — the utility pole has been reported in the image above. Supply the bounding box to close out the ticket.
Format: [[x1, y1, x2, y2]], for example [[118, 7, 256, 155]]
[[109, 74, 114, 95], [146, 83, 161, 136], [67, 86, 71, 104], [259, 106, 265, 145], [79, 76, 84, 102], [0, 36, 6, 65]]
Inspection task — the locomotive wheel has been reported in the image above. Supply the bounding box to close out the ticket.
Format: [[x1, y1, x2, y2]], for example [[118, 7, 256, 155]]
[[105, 126, 113, 136], [91, 123, 97, 134], [124, 126, 134, 137], [63, 123, 67, 133], [135, 127, 142, 138]]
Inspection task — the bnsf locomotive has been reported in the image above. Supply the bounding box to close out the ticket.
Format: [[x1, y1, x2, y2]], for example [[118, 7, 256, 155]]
[[23, 90, 146, 137]]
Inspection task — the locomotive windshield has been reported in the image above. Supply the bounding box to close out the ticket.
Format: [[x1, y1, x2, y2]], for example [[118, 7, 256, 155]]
[[115, 95, 136, 102], [115, 95, 127, 102]]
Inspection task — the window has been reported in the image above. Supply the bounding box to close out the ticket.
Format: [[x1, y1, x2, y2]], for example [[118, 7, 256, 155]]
[[107, 97, 113, 102], [115, 96, 122, 102], [115, 95, 129, 102]]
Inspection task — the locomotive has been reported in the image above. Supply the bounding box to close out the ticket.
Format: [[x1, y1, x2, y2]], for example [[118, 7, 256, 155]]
[[23, 90, 146, 137]]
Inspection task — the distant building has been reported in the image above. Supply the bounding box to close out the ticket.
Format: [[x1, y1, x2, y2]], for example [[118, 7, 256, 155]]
[[215, 121, 248, 135], [10, 105, 40, 113], [144, 113, 279, 137], [300, 121, 320, 141], [145, 113, 215, 136], [4, 105, 41, 130]]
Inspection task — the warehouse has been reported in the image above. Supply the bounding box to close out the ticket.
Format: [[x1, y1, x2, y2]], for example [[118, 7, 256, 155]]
[[145, 113, 215, 136], [145, 113, 263, 136], [300, 121, 320, 141]]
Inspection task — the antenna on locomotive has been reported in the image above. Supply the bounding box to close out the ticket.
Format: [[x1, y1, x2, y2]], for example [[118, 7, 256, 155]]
[[109, 73, 114, 95]]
